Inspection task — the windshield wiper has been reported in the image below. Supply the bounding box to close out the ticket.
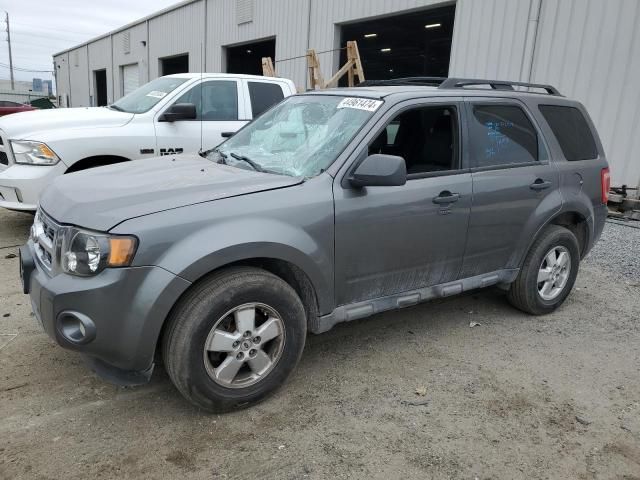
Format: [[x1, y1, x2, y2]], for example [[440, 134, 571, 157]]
[[229, 152, 264, 172]]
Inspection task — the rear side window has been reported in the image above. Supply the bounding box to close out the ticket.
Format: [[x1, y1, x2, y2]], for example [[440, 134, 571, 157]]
[[248, 82, 285, 117], [539, 105, 598, 161], [469, 105, 538, 167]]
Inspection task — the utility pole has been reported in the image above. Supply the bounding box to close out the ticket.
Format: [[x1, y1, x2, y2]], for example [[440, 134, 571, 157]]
[[5, 12, 15, 90]]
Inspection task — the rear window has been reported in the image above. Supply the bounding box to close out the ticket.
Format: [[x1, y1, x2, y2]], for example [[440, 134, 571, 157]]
[[539, 105, 598, 161], [248, 82, 285, 117], [469, 104, 538, 167]]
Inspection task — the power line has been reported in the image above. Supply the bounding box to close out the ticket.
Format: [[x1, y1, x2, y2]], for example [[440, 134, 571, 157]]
[[0, 62, 53, 73]]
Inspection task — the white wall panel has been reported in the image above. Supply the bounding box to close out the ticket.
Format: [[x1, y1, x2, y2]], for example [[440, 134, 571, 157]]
[[206, 0, 311, 90], [148, 1, 206, 79], [68, 47, 90, 107], [449, 0, 532, 80], [112, 23, 149, 99], [531, 0, 640, 187], [87, 37, 113, 105]]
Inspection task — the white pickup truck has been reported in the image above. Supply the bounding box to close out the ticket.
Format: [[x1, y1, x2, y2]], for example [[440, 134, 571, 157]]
[[0, 73, 296, 211]]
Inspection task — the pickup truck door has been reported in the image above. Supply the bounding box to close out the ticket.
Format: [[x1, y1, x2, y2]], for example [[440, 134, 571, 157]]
[[460, 99, 560, 277], [154, 78, 248, 156], [333, 100, 472, 306]]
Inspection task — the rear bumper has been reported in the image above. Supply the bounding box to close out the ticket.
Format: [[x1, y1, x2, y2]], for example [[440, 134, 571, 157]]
[[587, 204, 608, 255], [21, 241, 191, 384], [0, 163, 66, 211]]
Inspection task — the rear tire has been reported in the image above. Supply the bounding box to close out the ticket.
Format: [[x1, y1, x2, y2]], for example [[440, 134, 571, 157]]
[[508, 225, 580, 315], [162, 267, 307, 412]]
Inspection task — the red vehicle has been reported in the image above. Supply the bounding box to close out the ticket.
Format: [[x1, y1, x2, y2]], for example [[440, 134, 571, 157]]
[[0, 100, 37, 116]]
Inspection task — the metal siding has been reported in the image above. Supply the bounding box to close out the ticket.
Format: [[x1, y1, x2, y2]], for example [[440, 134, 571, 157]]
[[531, 0, 640, 187], [148, 0, 205, 79], [112, 23, 149, 99], [449, 0, 532, 80], [68, 47, 90, 107], [88, 37, 113, 104], [206, 0, 310, 89], [53, 54, 70, 106]]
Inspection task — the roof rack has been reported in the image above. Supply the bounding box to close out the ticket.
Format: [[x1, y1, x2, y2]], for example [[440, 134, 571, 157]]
[[440, 78, 561, 95], [357, 76, 561, 96]]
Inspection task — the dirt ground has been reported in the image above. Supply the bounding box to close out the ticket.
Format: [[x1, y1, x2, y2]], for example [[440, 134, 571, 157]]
[[1, 207, 639, 480]]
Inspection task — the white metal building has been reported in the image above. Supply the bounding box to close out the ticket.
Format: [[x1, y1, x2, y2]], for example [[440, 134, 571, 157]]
[[53, 0, 640, 188]]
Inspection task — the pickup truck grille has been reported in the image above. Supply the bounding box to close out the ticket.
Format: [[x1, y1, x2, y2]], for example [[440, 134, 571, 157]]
[[32, 210, 59, 272], [0, 131, 12, 166]]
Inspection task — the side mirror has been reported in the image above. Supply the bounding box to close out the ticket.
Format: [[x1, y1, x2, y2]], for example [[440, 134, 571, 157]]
[[159, 103, 197, 122], [349, 154, 407, 188]]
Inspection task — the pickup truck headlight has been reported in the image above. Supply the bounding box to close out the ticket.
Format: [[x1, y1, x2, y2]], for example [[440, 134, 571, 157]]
[[60, 227, 137, 276], [11, 140, 60, 165]]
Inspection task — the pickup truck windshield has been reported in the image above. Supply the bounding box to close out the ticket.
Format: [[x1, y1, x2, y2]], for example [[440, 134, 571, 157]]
[[213, 95, 382, 177], [110, 77, 189, 114]]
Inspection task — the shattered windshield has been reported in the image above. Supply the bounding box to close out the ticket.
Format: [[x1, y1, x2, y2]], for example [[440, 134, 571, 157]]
[[110, 77, 189, 114], [209, 95, 382, 177]]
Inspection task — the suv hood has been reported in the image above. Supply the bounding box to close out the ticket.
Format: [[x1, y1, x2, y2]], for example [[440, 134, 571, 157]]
[[40, 155, 303, 231], [0, 107, 133, 139]]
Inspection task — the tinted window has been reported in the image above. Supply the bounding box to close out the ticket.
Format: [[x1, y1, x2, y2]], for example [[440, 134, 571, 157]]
[[174, 80, 238, 121], [369, 106, 458, 174], [470, 105, 538, 167], [248, 82, 284, 117], [539, 105, 598, 161]]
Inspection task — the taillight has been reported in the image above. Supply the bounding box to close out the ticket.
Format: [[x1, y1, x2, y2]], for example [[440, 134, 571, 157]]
[[600, 167, 610, 204]]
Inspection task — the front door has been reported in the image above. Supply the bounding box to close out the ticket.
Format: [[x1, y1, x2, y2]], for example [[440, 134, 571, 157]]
[[460, 99, 560, 277], [154, 78, 248, 156], [334, 102, 472, 306]]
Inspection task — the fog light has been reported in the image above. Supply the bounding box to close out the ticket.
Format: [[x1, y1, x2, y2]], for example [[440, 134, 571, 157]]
[[57, 311, 96, 344]]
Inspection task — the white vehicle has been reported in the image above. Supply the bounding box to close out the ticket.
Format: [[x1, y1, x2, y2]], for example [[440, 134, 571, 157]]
[[0, 73, 296, 211]]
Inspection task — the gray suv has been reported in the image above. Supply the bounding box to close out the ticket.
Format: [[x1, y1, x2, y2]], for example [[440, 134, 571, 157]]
[[20, 78, 609, 411]]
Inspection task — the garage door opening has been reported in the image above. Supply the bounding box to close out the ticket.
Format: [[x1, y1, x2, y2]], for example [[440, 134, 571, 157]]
[[94, 69, 107, 106], [340, 5, 455, 82], [226, 38, 275, 76], [161, 54, 189, 76], [121, 63, 140, 96]]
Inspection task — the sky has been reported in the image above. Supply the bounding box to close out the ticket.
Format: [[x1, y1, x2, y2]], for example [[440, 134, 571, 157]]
[[0, 0, 181, 84]]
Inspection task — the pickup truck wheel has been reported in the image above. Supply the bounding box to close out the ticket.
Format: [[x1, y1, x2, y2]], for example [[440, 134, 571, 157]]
[[162, 267, 306, 412], [507, 225, 580, 315]]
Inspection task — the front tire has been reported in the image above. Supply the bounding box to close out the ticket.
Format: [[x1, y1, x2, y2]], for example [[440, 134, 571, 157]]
[[162, 267, 307, 412], [508, 225, 580, 315]]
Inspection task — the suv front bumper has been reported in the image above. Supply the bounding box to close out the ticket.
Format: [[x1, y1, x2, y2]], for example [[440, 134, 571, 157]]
[[20, 240, 191, 384], [0, 163, 67, 211]]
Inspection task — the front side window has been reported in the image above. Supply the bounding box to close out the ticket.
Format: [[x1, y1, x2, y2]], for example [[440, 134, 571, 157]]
[[368, 106, 458, 174], [210, 95, 381, 177], [173, 80, 239, 121], [248, 82, 285, 117], [470, 104, 538, 167], [110, 76, 189, 114], [539, 105, 598, 161]]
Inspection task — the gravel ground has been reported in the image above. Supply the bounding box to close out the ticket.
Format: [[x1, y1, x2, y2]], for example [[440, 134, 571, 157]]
[[585, 221, 640, 283], [1, 208, 639, 480]]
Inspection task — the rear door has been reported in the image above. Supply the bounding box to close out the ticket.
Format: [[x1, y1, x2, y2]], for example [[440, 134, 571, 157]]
[[461, 99, 560, 277], [154, 78, 247, 155]]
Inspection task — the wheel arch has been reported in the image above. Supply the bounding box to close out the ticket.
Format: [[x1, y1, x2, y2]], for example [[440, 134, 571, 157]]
[[65, 155, 131, 173]]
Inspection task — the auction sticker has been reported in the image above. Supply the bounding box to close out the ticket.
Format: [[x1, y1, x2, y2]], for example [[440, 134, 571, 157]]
[[337, 97, 383, 112], [146, 91, 168, 99]]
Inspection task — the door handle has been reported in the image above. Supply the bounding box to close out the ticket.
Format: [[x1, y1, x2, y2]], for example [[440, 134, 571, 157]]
[[221, 131, 235, 138], [530, 179, 552, 191], [433, 191, 460, 204]]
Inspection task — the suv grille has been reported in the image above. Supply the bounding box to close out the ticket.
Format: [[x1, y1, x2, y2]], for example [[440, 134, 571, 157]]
[[32, 210, 59, 271], [0, 151, 7, 165]]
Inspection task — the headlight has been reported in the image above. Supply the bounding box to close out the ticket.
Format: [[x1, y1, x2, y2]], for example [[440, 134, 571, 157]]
[[60, 227, 137, 276], [11, 140, 60, 165]]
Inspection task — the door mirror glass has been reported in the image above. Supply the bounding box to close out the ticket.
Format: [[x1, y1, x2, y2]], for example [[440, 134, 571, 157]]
[[160, 103, 197, 122], [349, 154, 407, 188]]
